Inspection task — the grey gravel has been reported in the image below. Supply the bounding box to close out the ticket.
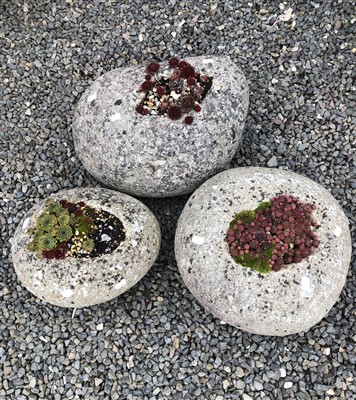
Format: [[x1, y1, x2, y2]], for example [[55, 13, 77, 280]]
[[1, 1, 355, 400]]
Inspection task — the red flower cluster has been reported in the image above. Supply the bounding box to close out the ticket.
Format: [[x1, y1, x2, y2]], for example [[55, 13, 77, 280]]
[[227, 194, 320, 272]]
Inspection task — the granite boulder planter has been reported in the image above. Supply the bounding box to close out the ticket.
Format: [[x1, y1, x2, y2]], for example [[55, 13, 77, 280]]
[[11, 188, 161, 308], [175, 167, 351, 336], [72, 55, 249, 197]]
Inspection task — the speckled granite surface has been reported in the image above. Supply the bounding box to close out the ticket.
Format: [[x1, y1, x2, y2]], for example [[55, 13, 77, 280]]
[[72, 56, 249, 197], [11, 188, 161, 308], [175, 167, 351, 336]]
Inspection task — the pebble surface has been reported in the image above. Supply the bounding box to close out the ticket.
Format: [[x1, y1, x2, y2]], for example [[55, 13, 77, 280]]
[[1, 1, 355, 399]]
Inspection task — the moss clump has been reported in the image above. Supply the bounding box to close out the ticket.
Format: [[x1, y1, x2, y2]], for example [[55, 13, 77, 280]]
[[255, 201, 271, 212], [232, 246, 274, 274], [229, 209, 255, 228]]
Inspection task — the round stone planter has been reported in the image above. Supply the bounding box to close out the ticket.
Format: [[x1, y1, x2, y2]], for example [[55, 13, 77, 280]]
[[72, 55, 249, 197], [175, 167, 351, 336], [11, 188, 161, 308]]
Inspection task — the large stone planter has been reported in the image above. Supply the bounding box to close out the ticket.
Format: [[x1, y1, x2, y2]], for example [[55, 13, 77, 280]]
[[175, 167, 351, 336], [11, 188, 161, 308], [72, 56, 249, 197]]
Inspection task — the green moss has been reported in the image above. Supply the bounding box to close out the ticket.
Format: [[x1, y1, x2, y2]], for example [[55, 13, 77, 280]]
[[229, 209, 255, 228], [233, 246, 274, 274], [255, 201, 271, 212]]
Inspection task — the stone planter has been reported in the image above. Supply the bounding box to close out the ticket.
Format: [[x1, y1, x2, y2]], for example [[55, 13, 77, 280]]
[[174, 167, 351, 336], [72, 56, 249, 197], [11, 188, 161, 308]]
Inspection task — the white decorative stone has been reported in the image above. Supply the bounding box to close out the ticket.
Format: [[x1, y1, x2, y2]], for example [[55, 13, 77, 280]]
[[11, 188, 161, 308], [72, 56, 249, 197], [175, 167, 351, 336]]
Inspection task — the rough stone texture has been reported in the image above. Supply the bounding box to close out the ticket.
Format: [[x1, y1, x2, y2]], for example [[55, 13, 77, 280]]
[[72, 56, 249, 197], [175, 167, 352, 336], [11, 188, 161, 308]]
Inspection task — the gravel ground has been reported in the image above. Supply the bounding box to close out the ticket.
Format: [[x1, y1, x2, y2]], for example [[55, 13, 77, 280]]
[[1, 1, 355, 399]]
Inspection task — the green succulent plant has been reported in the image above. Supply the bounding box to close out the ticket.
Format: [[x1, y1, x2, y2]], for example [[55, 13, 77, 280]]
[[57, 207, 69, 217], [28, 199, 98, 260], [27, 240, 38, 252], [48, 202, 63, 215], [37, 235, 57, 251], [76, 215, 94, 234], [69, 214, 77, 226], [58, 214, 70, 225], [57, 225, 73, 242], [32, 229, 45, 242], [82, 238, 95, 253], [37, 214, 57, 231]]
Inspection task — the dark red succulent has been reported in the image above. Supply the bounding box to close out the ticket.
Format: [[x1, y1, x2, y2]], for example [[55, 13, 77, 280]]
[[136, 57, 213, 125], [146, 62, 160, 74], [43, 250, 56, 259], [181, 95, 196, 111], [136, 105, 144, 114], [181, 65, 195, 78], [140, 80, 153, 92], [178, 60, 188, 70], [167, 105, 182, 120], [194, 104, 201, 112], [156, 86, 165, 96], [187, 77, 196, 86], [169, 57, 180, 67], [185, 116, 194, 125]]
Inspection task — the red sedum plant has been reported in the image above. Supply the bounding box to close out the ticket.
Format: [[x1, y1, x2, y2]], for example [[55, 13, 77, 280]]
[[226, 194, 320, 273]]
